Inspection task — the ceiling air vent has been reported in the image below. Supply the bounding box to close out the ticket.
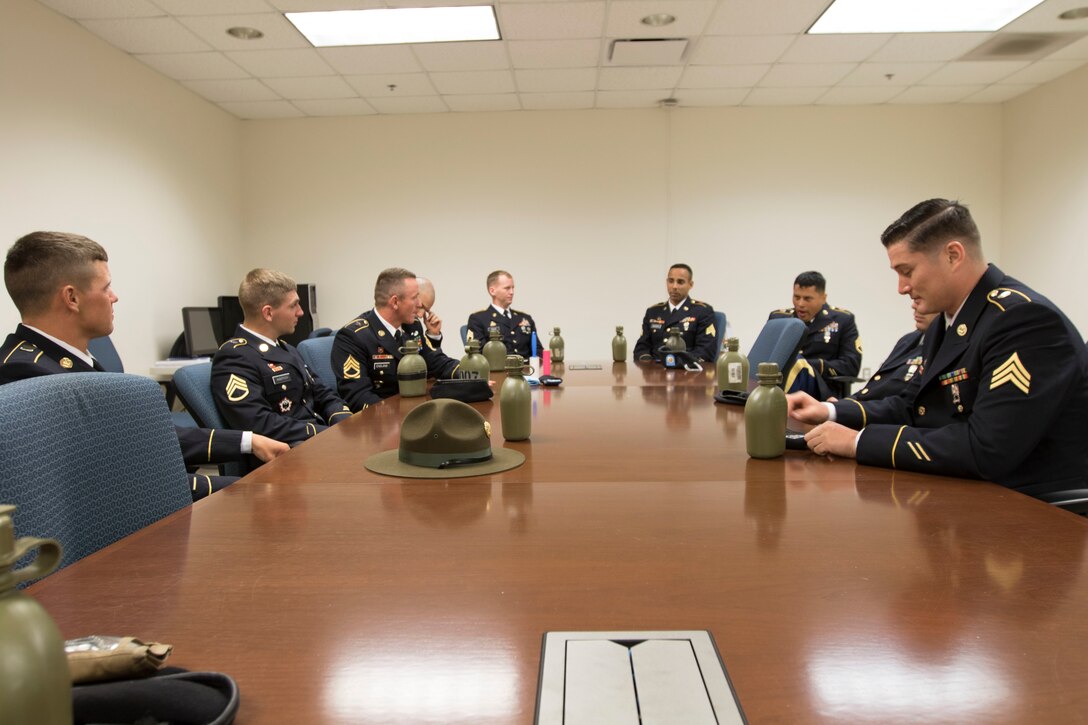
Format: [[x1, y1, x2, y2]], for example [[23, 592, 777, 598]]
[[609, 38, 689, 66], [961, 32, 1086, 61]]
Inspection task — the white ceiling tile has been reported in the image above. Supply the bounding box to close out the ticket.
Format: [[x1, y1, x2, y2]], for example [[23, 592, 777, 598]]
[[519, 91, 595, 109], [1046, 35, 1088, 59], [779, 33, 892, 63], [37, 0, 163, 19], [1001, 0, 1088, 32], [743, 87, 827, 105], [366, 96, 449, 113], [598, 65, 683, 90], [678, 64, 768, 88], [263, 76, 357, 99], [999, 59, 1085, 83], [921, 60, 1031, 86], [226, 48, 335, 77], [838, 62, 942, 86], [515, 68, 597, 92], [292, 98, 378, 116], [319, 45, 422, 74], [445, 94, 522, 112], [816, 85, 903, 105], [889, 86, 986, 104], [604, 1, 716, 38], [508, 39, 601, 68], [219, 100, 304, 118], [152, 0, 274, 15], [266, 0, 382, 10], [135, 52, 249, 80], [345, 73, 436, 96], [962, 84, 1036, 103], [177, 13, 308, 51], [430, 70, 516, 94], [706, 0, 831, 35], [870, 33, 990, 62], [595, 90, 671, 107], [79, 17, 210, 53], [499, 3, 607, 41], [412, 41, 510, 71], [183, 78, 280, 102], [759, 63, 856, 87], [674, 88, 748, 106], [689, 35, 793, 65]]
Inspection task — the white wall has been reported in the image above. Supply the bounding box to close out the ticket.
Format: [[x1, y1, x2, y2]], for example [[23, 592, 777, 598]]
[[1002, 63, 1088, 339], [0, 0, 242, 371], [241, 105, 1002, 372]]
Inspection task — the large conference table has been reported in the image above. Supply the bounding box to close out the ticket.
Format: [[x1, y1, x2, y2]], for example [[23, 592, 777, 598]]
[[28, 361, 1088, 723]]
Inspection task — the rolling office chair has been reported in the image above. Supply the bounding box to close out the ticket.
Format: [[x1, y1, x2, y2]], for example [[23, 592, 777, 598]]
[[88, 335, 197, 428], [0, 373, 191, 578], [746, 318, 806, 383], [308, 327, 333, 339], [713, 310, 728, 355], [297, 336, 336, 388], [172, 362, 243, 477], [1038, 489, 1088, 516], [460, 324, 470, 346]]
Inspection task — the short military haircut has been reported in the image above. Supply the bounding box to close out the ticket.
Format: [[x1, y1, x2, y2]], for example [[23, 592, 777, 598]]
[[239, 268, 296, 318], [794, 270, 826, 292], [881, 198, 981, 253], [4, 231, 109, 317], [486, 270, 511, 289], [374, 267, 416, 307], [668, 263, 693, 280]]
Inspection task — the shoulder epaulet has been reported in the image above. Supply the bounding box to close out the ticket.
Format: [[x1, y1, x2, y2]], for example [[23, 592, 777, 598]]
[[987, 288, 1032, 311], [2, 341, 42, 365], [831, 306, 854, 316], [219, 337, 247, 350], [650, 302, 667, 309], [347, 317, 370, 333], [691, 300, 709, 307], [470, 308, 489, 315], [771, 307, 793, 315], [510, 308, 529, 316]]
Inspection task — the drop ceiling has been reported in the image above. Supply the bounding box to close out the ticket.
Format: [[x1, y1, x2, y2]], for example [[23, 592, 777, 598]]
[[35, 0, 1088, 118]]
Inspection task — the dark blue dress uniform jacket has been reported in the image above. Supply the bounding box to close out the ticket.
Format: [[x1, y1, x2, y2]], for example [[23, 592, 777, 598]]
[[851, 329, 925, 402], [0, 324, 243, 466], [769, 303, 862, 381], [466, 307, 538, 359], [833, 265, 1088, 496], [212, 326, 351, 444], [331, 310, 460, 411], [633, 299, 718, 362]]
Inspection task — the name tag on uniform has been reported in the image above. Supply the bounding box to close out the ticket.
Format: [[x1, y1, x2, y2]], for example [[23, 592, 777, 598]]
[[272, 373, 291, 385]]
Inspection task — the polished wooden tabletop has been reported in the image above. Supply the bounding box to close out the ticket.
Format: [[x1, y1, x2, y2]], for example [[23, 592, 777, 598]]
[[28, 367, 1088, 724]]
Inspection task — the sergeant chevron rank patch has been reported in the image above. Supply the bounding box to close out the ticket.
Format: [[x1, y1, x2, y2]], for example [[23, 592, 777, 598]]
[[226, 374, 250, 401], [343, 354, 361, 380], [990, 352, 1030, 394]]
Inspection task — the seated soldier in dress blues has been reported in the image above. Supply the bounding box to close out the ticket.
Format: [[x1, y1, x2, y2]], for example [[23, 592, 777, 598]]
[[850, 301, 938, 403], [466, 270, 537, 359], [0, 231, 289, 500], [332, 268, 459, 411], [770, 270, 862, 400], [791, 199, 1088, 500], [633, 263, 717, 362], [212, 268, 351, 444]]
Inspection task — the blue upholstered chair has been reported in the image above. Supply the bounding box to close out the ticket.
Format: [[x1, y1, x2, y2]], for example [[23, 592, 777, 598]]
[[172, 363, 243, 477], [746, 318, 806, 384], [459, 324, 469, 346], [88, 335, 197, 428], [713, 310, 728, 356], [297, 336, 336, 389], [0, 373, 191, 578], [308, 327, 333, 339]]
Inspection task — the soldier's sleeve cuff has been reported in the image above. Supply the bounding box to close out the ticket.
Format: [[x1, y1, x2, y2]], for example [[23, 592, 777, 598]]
[[240, 431, 252, 454]]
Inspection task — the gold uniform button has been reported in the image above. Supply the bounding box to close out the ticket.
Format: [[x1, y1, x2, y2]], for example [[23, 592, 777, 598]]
[[917, 406, 926, 416], [957, 405, 964, 413], [873, 374, 881, 381], [860, 388, 869, 395]]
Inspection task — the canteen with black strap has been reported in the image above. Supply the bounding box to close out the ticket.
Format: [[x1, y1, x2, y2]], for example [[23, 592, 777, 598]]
[[458, 339, 490, 380], [482, 329, 507, 373], [397, 339, 428, 397]]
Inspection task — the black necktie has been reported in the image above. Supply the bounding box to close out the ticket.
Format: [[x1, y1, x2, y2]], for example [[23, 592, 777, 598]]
[[505, 309, 512, 321], [395, 329, 405, 346]]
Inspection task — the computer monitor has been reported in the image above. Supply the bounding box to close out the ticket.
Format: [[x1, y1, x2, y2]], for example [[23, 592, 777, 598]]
[[217, 296, 245, 341], [181, 307, 223, 357]]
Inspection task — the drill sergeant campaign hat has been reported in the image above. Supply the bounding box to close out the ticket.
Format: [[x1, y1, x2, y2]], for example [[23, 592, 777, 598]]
[[365, 399, 524, 478]]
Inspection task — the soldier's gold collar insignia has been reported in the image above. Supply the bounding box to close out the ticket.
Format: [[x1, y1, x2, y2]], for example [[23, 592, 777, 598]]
[[956, 323, 967, 337], [258, 343, 270, 352], [59, 357, 73, 369]]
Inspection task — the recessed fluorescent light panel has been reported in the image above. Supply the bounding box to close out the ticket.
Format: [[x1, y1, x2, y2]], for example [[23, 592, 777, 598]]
[[286, 6, 500, 47], [809, 0, 1045, 34]]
